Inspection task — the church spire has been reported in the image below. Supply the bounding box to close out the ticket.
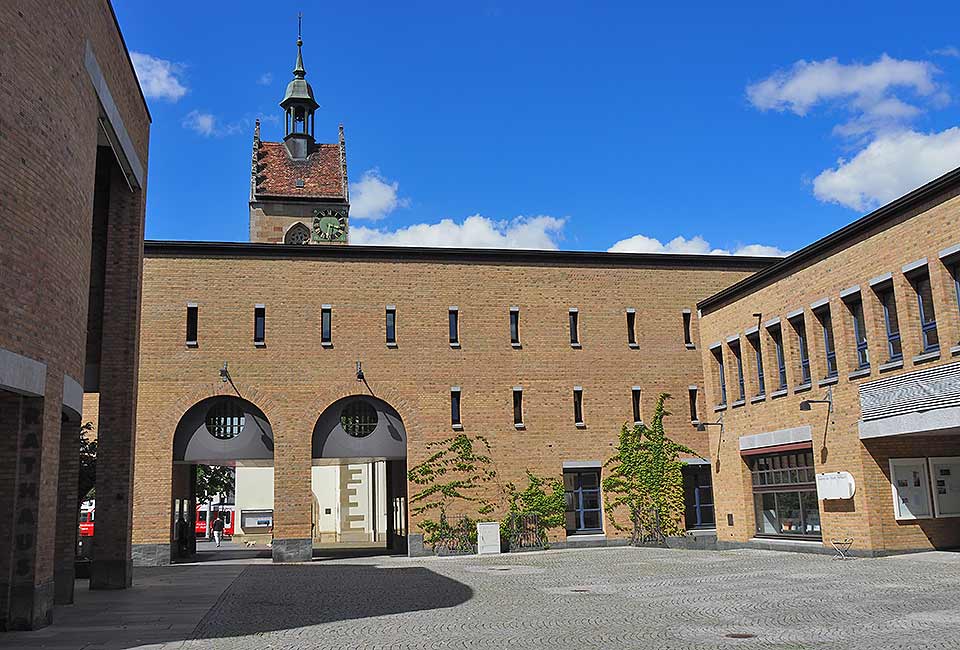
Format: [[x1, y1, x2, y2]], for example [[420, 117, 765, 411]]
[[293, 12, 306, 79]]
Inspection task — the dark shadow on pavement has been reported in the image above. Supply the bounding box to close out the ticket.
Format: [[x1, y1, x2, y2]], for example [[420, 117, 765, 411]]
[[192, 563, 472, 640]]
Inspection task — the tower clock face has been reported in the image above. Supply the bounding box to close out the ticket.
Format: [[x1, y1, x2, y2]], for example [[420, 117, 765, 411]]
[[312, 209, 347, 242]]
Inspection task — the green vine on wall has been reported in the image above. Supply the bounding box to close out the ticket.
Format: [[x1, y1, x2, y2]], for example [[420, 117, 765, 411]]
[[603, 393, 699, 545], [407, 433, 497, 550], [502, 470, 566, 546]]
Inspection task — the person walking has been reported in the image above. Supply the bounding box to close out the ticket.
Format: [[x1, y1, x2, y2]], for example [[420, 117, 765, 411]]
[[212, 513, 225, 547]]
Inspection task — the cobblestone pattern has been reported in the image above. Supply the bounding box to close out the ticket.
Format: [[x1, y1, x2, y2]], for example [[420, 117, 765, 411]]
[[184, 546, 960, 649]]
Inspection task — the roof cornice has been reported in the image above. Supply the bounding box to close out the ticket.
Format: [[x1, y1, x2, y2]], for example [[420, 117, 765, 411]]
[[697, 164, 960, 315]]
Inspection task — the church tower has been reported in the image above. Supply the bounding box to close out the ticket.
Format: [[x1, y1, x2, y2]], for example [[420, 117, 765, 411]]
[[249, 16, 349, 244]]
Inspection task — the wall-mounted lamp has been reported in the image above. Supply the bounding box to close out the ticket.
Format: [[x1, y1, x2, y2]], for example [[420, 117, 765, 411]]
[[219, 361, 230, 383], [356, 360, 364, 383], [696, 415, 723, 433], [800, 387, 833, 413]]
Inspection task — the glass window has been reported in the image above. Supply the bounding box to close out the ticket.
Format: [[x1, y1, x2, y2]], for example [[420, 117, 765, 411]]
[[573, 388, 583, 425], [889, 458, 932, 520], [913, 274, 939, 353], [816, 307, 838, 378], [450, 388, 461, 426], [321, 307, 332, 344], [712, 347, 726, 405], [569, 310, 580, 345], [340, 401, 378, 438], [683, 311, 693, 345], [683, 464, 714, 528], [632, 387, 642, 423], [386, 307, 396, 344], [626, 310, 637, 345], [510, 309, 520, 345], [688, 387, 698, 422], [253, 306, 265, 344], [878, 287, 902, 361], [769, 325, 787, 390], [513, 388, 523, 425], [954, 264, 960, 319], [792, 316, 811, 384], [748, 333, 765, 396], [749, 450, 820, 538], [206, 400, 246, 439], [186, 304, 198, 345], [848, 297, 870, 369], [449, 309, 459, 345], [564, 470, 603, 534], [730, 340, 745, 401]]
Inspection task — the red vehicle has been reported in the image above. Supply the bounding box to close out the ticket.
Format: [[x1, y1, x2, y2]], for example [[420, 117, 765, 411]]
[[79, 501, 95, 537], [196, 506, 235, 537]]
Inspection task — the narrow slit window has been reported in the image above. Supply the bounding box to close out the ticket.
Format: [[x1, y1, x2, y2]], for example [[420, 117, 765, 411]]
[[186, 304, 198, 346], [683, 310, 693, 346], [513, 387, 523, 426], [688, 386, 699, 422], [730, 339, 745, 401], [450, 387, 461, 427], [321, 306, 332, 345], [632, 386, 642, 424], [569, 309, 580, 346], [449, 307, 460, 346], [510, 307, 520, 346], [626, 309, 637, 346], [385, 306, 396, 345], [815, 306, 838, 378], [847, 296, 869, 369], [768, 324, 787, 391], [573, 387, 584, 425], [253, 305, 265, 345], [877, 286, 902, 361], [791, 316, 811, 385], [712, 347, 726, 406], [912, 272, 939, 353], [748, 332, 765, 396]]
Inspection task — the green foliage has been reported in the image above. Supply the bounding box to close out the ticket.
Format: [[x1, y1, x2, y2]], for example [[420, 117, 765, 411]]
[[502, 471, 566, 545], [78, 422, 97, 508], [196, 465, 235, 503], [408, 433, 497, 550], [602, 393, 700, 545]]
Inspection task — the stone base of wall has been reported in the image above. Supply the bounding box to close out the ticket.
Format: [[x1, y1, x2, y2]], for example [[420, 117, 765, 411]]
[[272, 537, 312, 562], [666, 530, 719, 551], [132, 543, 171, 567], [714, 538, 929, 557], [553, 535, 631, 550], [407, 533, 429, 558]]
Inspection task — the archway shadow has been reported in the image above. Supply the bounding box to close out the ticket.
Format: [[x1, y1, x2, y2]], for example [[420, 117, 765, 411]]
[[192, 563, 472, 639]]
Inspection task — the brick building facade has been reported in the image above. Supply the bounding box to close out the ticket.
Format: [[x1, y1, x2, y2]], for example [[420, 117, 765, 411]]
[[0, 0, 150, 630], [698, 169, 960, 556]]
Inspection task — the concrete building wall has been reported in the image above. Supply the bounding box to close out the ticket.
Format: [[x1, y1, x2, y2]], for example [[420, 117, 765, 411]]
[[0, 0, 149, 629], [132, 245, 771, 560], [698, 179, 960, 555]]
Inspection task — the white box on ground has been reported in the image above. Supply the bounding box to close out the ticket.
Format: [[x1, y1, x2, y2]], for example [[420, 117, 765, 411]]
[[477, 521, 501, 555]]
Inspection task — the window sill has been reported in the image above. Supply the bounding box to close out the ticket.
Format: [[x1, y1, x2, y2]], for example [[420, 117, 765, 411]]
[[685, 343, 697, 350], [514, 423, 525, 430], [451, 424, 463, 431], [575, 422, 586, 429], [878, 358, 903, 372], [449, 342, 461, 349], [818, 376, 839, 387], [750, 395, 766, 404], [847, 367, 871, 380], [952, 344, 960, 357], [731, 399, 746, 408], [713, 405, 727, 412], [634, 420, 644, 427], [254, 341, 266, 348], [565, 532, 605, 541], [793, 383, 812, 394], [912, 350, 940, 364], [320, 342, 333, 348], [511, 342, 522, 349], [186, 341, 198, 348], [770, 388, 788, 399], [570, 343, 582, 349], [628, 342, 639, 349], [690, 420, 700, 427], [386, 342, 398, 348]]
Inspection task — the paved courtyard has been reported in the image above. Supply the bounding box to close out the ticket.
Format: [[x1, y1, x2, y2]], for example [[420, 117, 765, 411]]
[[3, 546, 959, 649]]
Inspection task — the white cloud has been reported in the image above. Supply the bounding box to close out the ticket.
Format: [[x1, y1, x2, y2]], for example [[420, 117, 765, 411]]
[[350, 215, 566, 249], [747, 54, 942, 136], [349, 169, 410, 220], [813, 128, 960, 210], [182, 110, 216, 136], [607, 233, 788, 257], [257, 72, 273, 85], [130, 52, 187, 102], [932, 46, 960, 58]]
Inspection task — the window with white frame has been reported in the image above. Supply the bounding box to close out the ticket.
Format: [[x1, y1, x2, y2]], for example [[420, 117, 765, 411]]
[[449, 307, 460, 347], [386, 305, 397, 346], [186, 303, 198, 347], [626, 308, 637, 347], [513, 387, 523, 427], [573, 386, 584, 426], [569, 308, 580, 346], [889, 458, 933, 520], [510, 306, 520, 346], [450, 387, 462, 428], [632, 386, 642, 423]]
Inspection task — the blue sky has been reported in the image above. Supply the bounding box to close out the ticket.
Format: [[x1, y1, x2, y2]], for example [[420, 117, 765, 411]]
[[117, 1, 960, 254]]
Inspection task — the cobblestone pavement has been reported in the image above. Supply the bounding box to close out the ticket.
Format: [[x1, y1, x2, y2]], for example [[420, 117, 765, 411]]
[[180, 547, 960, 650]]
